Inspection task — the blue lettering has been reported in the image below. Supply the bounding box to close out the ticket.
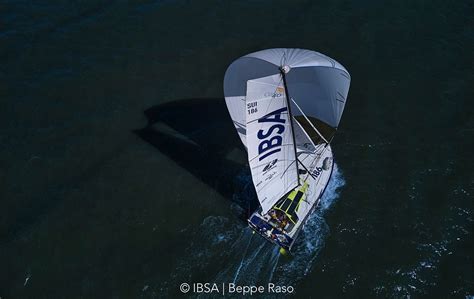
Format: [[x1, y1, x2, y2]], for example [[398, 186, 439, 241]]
[[257, 107, 287, 161], [258, 107, 287, 123], [258, 135, 282, 155], [257, 124, 284, 139]]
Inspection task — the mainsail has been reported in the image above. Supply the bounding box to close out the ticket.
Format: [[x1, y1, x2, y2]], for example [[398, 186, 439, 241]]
[[224, 48, 350, 147], [224, 48, 351, 214], [245, 74, 299, 214]]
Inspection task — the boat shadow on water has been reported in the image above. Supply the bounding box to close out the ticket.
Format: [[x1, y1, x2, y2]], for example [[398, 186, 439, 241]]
[[134, 98, 259, 220]]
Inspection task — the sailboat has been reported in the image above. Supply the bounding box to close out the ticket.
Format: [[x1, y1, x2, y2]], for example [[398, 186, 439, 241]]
[[224, 48, 350, 252]]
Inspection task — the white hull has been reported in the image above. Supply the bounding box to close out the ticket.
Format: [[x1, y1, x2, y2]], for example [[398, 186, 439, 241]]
[[248, 144, 334, 251]]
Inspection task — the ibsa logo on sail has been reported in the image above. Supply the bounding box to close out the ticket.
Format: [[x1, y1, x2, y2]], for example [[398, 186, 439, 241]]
[[257, 107, 287, 161]]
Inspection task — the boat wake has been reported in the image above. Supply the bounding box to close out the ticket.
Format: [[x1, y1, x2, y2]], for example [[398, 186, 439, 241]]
[[159, 163, 344, 295], [219, 163, 345, 286]]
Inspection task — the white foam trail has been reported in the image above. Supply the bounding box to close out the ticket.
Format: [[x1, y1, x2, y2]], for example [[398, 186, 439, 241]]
[[319, 163, 345, 211], [262, 163, 345, 285], [267, 247, 280, 283], [232, 240, 266, 283], [161, 163, 345, 294], [232, 233, 254, 284], [218, 163, 345, 286]]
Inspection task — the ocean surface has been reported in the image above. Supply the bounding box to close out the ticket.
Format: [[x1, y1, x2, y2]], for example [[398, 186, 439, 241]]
[[1, 0, 473, 298]]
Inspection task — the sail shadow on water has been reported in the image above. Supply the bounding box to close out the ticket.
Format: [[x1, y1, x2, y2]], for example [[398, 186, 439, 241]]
[[135, 97, 346, 295], [134, 98, 260, 218]]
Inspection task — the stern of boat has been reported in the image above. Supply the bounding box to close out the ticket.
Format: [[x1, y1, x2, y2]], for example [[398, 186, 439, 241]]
[[247, 212, 294, 251]]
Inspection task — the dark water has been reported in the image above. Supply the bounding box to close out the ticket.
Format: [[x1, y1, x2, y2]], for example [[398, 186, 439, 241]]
[[1, 0, 473, 298]]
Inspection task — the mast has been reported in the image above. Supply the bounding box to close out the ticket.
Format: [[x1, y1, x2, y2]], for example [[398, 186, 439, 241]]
[[280, 65, 300, 186]]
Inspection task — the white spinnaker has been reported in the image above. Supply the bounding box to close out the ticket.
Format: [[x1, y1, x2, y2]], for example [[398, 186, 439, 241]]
[[225, 95, 247, 148], [246, 74, 299, 214]]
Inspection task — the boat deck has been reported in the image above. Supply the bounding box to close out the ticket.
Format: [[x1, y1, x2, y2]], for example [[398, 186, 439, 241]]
[[247, 144, 334, 251]]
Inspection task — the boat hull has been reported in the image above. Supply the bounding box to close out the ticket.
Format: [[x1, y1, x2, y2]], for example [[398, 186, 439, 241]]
[[247, 145, 334, 251]]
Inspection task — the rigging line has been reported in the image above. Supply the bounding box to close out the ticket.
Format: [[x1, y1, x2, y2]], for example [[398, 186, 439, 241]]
[[305, 144, 329, 176], [280, 67, 300, 186], [248, 143, 295, 163], [246, 76, 286, 121], [279, 159, 298, 179], [248, 77, 285, 117], [246, 111, 289, 125], [262, 77, 285, 117], [298, 148, 317, 170], [250, 158, 297, 170], [325, 133, 337, 147], [303, 145, 326, 179], [297, 150, 314, 161], [294, 150, 317, 180], [256, 171, 297, 196], [306, 149, 321, 170], [293, 115, 319, 151], [298, 158, 316, 180], [290, 97, 330, 144], [277, 155, 311, 181], [300, 150, 321, 181], [298, 149, 317, 156]]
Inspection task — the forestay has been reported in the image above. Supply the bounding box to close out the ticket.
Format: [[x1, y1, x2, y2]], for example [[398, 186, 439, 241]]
[[245, 74, 299, 214]]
